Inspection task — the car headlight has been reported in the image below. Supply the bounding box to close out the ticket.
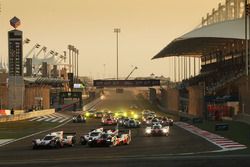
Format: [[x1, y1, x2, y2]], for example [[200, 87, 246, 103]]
[[145, 129, 151, 134], [85, 113, 90, 117], [162, 128, 168, 133], [73, 117, 76, 120], [123, 113, 127, 117], [134, 114, 138, 119]]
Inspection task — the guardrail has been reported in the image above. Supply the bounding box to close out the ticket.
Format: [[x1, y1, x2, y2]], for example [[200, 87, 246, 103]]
[[0, 109, 55, 122]]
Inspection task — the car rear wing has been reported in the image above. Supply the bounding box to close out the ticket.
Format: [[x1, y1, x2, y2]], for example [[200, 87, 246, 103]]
[[118, 129, 131, 135], [63, 132, 76, 137]]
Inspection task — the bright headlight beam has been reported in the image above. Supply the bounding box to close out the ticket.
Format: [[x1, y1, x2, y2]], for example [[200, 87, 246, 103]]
[[146, 129, 151, 134]]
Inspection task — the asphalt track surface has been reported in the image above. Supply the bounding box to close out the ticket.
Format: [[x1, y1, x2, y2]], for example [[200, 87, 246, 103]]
[[1, 89, 250, 167]]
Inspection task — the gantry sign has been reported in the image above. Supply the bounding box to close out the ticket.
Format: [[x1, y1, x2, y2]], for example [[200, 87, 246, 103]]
[[93, 79, 160, 87]]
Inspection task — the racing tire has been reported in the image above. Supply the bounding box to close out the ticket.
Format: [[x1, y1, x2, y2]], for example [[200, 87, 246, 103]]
[[32, 145, 38, 150], [56, 141, 63, 148], [125, 139, 131, 145], [81, 140, 87, 145]]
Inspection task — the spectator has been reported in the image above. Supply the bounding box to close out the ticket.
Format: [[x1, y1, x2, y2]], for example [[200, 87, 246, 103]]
[[10, 108, 14, 115]]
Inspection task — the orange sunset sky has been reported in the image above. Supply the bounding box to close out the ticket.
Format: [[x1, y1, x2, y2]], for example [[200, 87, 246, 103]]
[[0, 0, 224, 79]]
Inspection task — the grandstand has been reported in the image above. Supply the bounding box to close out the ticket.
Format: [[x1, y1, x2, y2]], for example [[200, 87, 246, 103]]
[[153, 0, 250, 120]]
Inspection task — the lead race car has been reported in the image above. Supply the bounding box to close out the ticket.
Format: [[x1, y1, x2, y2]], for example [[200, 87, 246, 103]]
[[87, 129, 131, 147], [145, 123, 170, 136], [32, 131, 76, 149]]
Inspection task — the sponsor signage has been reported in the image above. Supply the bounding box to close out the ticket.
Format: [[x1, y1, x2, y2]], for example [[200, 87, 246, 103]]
[[93, 79, 160, 87]]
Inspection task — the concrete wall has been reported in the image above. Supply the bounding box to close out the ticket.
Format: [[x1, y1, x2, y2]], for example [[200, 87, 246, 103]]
[[187, 86, 204, 117], [8, 76, 25, 110], [166, 88, 180, 113], [24, 85, 51, 110], [238, 76, 250, 115], [0, 109, 55, 122], [0, 85, 8, 108]]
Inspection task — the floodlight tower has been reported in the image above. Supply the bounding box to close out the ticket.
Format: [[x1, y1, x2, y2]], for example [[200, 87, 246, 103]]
[[114, 28, 120, 80]]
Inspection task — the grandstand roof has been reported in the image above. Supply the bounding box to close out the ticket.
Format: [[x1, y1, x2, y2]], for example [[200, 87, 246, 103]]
[[152, 18, 245, 59], [24, 77, 68, 85]]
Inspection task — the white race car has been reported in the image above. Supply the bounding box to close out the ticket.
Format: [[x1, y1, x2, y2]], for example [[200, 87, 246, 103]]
[[32, 131, 76, 149], [80, 128, 104, 145], [124, 119, 141, 128], [145, 124, 169, 136]]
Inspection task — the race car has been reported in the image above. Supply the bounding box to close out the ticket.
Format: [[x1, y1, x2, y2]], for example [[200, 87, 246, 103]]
[[87, 133, 117, 147], [101, 117, 117, 125], [32, 131, 76, 149], [114, 111, 127, 118], [117, 117, 128, 126], [72, 114, 86, 123], [168, 117, 174, 126], [160, 117, 174, 126], [80, 128, 104, 145], [124, 119, 141, 128], [145, 116, 154, 125], [94, 111, 104, 118], [145, 124, 170, 136], [116, 129, 131, 145], [84, 109, 96, 118], [87, 129, 130, 147]]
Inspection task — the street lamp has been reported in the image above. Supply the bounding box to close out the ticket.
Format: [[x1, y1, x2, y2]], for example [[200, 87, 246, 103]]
[[114, 28, 121, 80]]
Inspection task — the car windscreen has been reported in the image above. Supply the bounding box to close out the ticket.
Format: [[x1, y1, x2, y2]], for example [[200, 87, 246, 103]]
[[153, 126, 161, 129], [100, 134, 109, 139], [90, 132, 100, 136], [43, 136, 54, 140]]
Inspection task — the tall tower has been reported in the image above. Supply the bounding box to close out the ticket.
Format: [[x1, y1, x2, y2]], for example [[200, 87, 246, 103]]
[[8, 16, 25, 110]]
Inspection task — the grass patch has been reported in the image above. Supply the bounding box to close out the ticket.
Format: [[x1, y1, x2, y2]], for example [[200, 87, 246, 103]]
[[195, 120, 250, 153], [0, 121, 60, 139]]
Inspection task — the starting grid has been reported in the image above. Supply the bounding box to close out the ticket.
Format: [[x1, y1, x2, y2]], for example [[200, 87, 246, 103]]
[[175, 122, 247, 151], [29, 113, 70, 123]]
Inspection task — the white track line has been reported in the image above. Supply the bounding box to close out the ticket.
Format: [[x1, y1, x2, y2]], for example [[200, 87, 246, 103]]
[[29, 116, 42, 121], [36, 115, 50, 122], [44, 114, 58, 122]]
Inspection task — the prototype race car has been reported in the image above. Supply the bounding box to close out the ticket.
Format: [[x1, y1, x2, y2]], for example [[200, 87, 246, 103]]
[[124, 119, 141, 128], [94, 111, 104, 118], [84, 109, 96, 118], [80, 128, 104, 145], [32, 131, 76, 149], [101, 117, 117, 125], [145, 124, 170, 136], [72, 114, 86, 123], [87, 129, 130, 147]]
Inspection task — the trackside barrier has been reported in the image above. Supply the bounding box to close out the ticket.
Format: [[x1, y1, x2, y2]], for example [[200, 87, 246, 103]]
[[0, 109, 55, 122], [0, 110, 11, 116]]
